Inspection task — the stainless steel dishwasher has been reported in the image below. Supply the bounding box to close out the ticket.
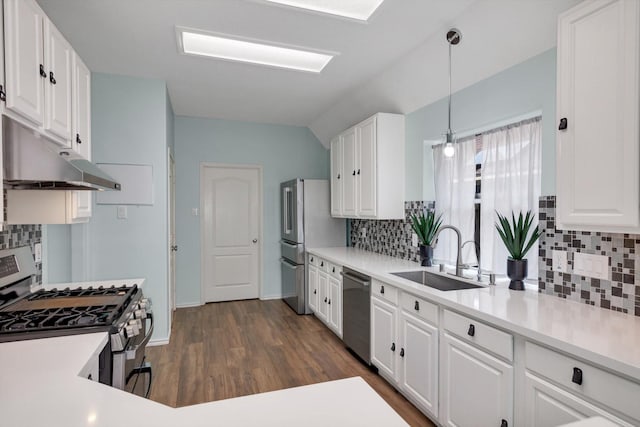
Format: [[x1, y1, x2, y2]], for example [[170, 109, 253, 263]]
[[342, 267, 371, 364]]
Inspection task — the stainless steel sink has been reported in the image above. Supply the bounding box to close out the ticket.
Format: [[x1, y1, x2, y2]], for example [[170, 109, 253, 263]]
[[390, 270, 482, 291]]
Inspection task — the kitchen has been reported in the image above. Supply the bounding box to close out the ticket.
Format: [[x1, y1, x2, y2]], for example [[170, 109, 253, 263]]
[[0, 0, 639, 426]]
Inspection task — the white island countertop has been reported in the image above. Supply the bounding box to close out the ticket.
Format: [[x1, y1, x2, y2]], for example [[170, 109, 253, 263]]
[[0, 332, 408, 427], [308, 247, 640, 381]]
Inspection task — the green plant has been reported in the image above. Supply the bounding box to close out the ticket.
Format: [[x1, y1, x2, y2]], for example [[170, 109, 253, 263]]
[[410, 211, 443, 246], [495, 210, 542, 260]]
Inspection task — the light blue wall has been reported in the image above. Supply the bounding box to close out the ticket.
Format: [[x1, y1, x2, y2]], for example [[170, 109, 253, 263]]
[[406, 48, 557, 200], [174, 116, 329, 306], [44, 225, 71, 283]]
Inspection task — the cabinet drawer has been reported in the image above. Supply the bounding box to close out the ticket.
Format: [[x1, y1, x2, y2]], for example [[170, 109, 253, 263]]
[[372, 280, 398, 305], [308, 254, 319, 267], [399, 292, 438, 326], [327, 262, 342, 279], [443, 309, 513, 362], [526, 342, 640, 421]]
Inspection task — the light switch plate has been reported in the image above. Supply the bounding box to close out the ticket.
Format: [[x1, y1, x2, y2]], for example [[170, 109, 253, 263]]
[[34, 243, 42, 263], [573, 252, 609, 280], [192, 208, 199, 216], [412, 233, 418, 247], [360, 227, 367, 238], [117, 206, 127, 219], [552, 250, 568, 273]]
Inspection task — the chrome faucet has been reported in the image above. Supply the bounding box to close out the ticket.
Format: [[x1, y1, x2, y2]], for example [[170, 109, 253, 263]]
[[434, 225, 464, 277]]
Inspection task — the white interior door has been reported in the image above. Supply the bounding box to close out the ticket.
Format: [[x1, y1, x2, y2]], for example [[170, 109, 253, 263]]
[[201, 164, 261, 303]]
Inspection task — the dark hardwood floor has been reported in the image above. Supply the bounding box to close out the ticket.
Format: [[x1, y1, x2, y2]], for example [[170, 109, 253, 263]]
[[146, 299, 434, 427]]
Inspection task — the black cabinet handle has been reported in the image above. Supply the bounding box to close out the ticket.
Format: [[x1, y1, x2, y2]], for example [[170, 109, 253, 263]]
[[324, 297, 327, 303], [572, 367, 583, 385], [400, 348, 404, 357], [310, 257, 314, 262], [380, 285, 385, 294], [337, 174, 340, 179], [357, 169, 360, 175], [39, 64, 47, 78], [0, 85, 6, 102], [501, 420, 508, 427], [313, 289, 316, 294], [328, 299, 331, 305], [559, 117, 568, 131], [391, 343, 395, 352], [352, 170, 356, 176], [414, 301, 420, 311], [87, 373, 93, 380], [76, 133, 82, 145], [320, 261, 324, 267], [49, 71, 56, 85], [332, 267, 335, 273], [467, 324, 475, 337]]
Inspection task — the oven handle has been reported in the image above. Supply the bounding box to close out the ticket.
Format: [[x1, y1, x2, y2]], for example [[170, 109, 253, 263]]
[[126, 312, 154, 361], [126, 361, 153, 399]]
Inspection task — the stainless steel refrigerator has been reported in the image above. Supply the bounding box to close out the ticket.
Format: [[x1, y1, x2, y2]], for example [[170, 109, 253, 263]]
[[280, 179, 346, 314]]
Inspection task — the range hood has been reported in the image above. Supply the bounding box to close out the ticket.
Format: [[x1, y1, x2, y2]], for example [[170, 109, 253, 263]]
[[2, 117, 120, 191]]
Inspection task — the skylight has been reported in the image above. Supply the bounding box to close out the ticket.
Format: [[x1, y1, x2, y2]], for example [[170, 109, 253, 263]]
[[263, 0, 385, 21], [177, 29, 334, 73]]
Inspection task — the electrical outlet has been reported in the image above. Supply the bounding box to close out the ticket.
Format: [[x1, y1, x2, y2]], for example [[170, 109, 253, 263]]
[[192, 208, 199, 216], [573, 252, 609, 280], [34, 243, 42, 263], [412, 233, 419, 247], [360, 227, 367, 238], [552, 250, 568, 273], [117, 206, 127, 219]]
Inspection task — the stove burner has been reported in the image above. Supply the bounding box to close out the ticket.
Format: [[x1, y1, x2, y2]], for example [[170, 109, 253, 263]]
[[0, 305, 118, 331]]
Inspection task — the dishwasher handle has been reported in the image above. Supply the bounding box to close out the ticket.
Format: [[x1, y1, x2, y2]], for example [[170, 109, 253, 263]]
[[341, 271, 371, 287]]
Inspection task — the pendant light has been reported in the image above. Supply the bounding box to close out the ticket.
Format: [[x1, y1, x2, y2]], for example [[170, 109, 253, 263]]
[[443, 28, 461, 158]]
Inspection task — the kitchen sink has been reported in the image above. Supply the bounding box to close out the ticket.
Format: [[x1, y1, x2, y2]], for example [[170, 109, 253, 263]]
[[390, 270, 483, 291]]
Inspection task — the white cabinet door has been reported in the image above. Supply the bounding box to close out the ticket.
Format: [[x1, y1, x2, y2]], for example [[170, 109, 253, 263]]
[[328, 275, 341, 336], [4, 0, 45, 126], [371, 296, 397, 382], [441, 332, 513, 427], [524, 373, 634, 427], [341, 128, 358, 217], [330, 136, 343, 217], [317, 271, 329, 322], [44, 18, 73, 144], [556, 0, 640, 230], [72, 52, 91, 158], [357, 116, 377, 218], [308, 265, 318, 313], [399, 312, 438, 418]]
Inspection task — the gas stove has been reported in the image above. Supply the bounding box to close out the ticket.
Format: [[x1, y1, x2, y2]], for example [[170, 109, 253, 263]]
[[0, 246, 153, 397]]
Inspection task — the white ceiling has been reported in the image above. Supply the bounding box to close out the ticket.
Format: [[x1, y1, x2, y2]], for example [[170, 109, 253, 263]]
[[37, 0, 580, 147]]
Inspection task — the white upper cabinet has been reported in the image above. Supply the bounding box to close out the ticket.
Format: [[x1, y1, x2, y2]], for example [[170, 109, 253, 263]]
[[4, 0, 45, 126], [341, 127, 358, 217], [330, 137, 343, 217], [72, 52, 91, 157], [330, 113, 405, 219], [44, 18, 73, 144], [556, 0, 640, 232]]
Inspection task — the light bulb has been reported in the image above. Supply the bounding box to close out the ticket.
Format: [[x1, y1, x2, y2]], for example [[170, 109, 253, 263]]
[[443, 142, 455, 157]]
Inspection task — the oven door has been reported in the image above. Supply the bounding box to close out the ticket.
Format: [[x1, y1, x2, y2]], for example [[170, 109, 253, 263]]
[[112, 313, 154, 398]]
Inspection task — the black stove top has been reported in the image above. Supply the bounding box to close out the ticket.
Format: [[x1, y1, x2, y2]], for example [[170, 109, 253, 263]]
[[0, 285, 140, 342]]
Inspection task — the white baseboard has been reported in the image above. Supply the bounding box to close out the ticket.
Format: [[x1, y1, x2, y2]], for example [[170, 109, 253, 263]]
[[149, 338, 170, 347], [260, 294, 284, 300], [175, 301, 201, 308]]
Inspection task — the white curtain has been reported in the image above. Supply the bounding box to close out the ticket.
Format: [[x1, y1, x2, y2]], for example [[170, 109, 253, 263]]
[[480, 118, 542, 277], [433, 138, 477, 266]]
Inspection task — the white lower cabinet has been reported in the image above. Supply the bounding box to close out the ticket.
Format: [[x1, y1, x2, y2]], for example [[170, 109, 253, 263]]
[[308, 264, 318, 313], [440, 332, 513, 427], [328, 275, 342, 336], [371, 286, 439, 420], [524, 372, 633, 427], [308, 256, 342, 338], [399, 310, 438, 418], [317, 270, 329, 322]]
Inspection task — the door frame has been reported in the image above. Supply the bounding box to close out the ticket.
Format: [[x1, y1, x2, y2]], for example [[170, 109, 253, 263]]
[[167, 148, 175, 337], [199, 162, 264, 305]]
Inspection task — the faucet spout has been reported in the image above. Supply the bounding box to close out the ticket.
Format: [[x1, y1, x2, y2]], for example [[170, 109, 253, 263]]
[[434, 225, 464, 277]]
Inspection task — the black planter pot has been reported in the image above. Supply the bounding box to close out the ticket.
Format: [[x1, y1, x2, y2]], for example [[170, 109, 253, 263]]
[[507, 258, 528, 290], [419, 245, 434, 267]]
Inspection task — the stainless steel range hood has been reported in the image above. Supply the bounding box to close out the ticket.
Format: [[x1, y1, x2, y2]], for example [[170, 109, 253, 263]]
[[2, 117, 120, 191]]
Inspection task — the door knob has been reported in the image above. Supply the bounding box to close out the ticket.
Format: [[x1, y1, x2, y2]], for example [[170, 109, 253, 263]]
[[252, 238, 258, 243]]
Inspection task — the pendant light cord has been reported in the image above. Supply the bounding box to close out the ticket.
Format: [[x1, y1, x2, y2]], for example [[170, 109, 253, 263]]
[[447, 40, 452, 135]]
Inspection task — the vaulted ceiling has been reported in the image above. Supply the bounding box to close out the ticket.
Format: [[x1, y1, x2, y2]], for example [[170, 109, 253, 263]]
[[37, 0, 580, 146]]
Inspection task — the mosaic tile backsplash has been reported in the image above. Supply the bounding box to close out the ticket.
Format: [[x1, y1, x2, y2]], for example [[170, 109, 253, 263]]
[[349, 201, 435, 262], [538, 196, 640, 317]]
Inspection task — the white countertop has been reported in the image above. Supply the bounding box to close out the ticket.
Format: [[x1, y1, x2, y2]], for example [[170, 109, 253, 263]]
[[0, 331, 407, 427], [308, 247, 640, 380]]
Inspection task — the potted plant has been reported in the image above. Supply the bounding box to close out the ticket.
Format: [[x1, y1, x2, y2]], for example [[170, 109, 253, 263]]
[[495, 210, 542, 290], [410, 211, 443, 267]]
